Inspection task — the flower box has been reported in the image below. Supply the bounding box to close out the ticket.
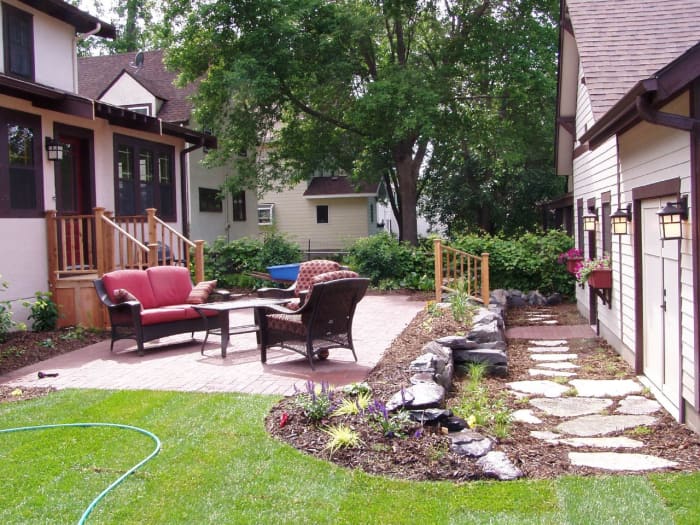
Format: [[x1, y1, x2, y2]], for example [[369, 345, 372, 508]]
[[566, 257, 583, 274], [587, 268, 612, 289]]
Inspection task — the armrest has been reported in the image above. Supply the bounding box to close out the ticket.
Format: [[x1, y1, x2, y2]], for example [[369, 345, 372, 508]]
[[256, 287, 295, 299]]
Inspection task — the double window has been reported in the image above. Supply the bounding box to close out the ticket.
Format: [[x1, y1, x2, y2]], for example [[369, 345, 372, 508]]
[[115, 135, 175, 220], [232, 190, 246, 221], [3, 3, 34, 81], [0, 109, 42, 217]]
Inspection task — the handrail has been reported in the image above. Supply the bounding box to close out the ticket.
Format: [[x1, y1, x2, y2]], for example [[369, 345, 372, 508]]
[[100, 214, 149, 251], [433, 239, 489, 306], [99, 211, 149, 272]]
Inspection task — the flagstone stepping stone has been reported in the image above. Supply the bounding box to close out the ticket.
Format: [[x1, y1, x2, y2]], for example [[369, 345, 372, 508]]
[[569, 452, 678, 471], [476, 451, 523, 480], [616, 395, 662, 415], [555, 437, 644, 449], [507, 380, 570, 398], [528, 369, 577, 378], [512, 409, 542, 424], [569, 379, 642, 398], [530, 353, 578, 362], [556, 414, 656, 437], [537, 361, 580, 370], [529, 340, 567, 346], [530, 397, 612, 417], [531, 430, 561, 440], [527, 346, 571, 353]]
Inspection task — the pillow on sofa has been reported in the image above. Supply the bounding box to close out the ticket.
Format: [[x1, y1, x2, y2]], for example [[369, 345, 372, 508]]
[[186, 280, 217, 304], [113, 288, 142, 310]]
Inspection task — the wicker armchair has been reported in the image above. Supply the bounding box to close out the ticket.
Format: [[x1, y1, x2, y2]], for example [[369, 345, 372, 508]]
[[258, 276, 369, 369], [256, 259, 341, 308]]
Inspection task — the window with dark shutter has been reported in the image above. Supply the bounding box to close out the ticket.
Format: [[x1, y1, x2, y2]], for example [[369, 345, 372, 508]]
[[3, 4, 34, 81]]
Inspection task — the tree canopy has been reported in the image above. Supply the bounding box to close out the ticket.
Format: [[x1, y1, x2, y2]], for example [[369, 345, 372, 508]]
[[161, 0, 559, 243]]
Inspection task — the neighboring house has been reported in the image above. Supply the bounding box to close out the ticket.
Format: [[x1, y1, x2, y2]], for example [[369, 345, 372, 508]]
[[0, 0, 214, 327], [78, 50, 259, 244], [555, 0, 700, 432], [260, 175, 382, 254]]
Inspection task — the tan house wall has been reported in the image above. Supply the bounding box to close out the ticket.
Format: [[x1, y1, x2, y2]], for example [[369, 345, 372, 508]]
[[100, 74, 160, 115]]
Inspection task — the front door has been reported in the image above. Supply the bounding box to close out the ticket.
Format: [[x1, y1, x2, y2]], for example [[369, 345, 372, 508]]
[[55, 133, 93, 269], [641, 197, 681, 417]]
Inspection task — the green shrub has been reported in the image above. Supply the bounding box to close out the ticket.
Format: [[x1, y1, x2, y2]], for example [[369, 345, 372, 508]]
[[23, 291, 59, 332], [451, 229, 574, 296]]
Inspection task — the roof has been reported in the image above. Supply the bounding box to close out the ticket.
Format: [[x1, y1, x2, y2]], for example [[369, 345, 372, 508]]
[[78, 50, 196, 123], [303, 177, 379, 198], [18, 0, 115, 38], [565, 0, 700, 119]]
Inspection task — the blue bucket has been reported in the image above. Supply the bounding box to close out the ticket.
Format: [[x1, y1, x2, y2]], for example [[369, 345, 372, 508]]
[[266, 263, 301, 281]]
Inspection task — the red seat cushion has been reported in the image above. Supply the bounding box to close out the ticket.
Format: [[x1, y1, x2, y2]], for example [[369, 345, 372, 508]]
[[102, 270, 158, 309], [140, 307, 190, 325], [147, 266, 193, 306]]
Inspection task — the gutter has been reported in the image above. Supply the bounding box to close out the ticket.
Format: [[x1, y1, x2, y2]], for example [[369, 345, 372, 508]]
[[180, 140, 207, 239], [73, 23, 102, 95]]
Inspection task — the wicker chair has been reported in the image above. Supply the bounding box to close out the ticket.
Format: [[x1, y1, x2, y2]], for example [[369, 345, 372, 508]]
[[257, 276, 369, 369], [257, 259, 342, 308]]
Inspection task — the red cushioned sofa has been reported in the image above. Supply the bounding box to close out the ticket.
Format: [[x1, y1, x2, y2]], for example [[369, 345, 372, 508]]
[[94, 266, 223, 355]]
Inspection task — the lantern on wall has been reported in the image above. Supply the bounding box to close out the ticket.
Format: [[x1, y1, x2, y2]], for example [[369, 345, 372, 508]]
[[582, 207, 598, 232], [657, 196, 688, 240], [610, 204, 632, 235]]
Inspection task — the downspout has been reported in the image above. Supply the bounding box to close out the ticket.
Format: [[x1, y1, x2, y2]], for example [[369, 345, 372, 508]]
[[73, 23, 102, 93], [180, 140, 205, 239]]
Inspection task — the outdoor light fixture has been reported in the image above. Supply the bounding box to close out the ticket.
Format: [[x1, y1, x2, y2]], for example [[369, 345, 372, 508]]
[[582, 207, 598, 232], [611, 204, 632, 235], [45, 137, 65, 161], [657, 195, 688, 240]]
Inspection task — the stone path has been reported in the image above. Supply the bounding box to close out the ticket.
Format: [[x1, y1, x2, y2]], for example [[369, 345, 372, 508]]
[[507, 336, 676, 472]]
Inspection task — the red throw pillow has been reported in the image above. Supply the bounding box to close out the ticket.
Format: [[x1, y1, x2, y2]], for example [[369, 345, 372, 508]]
[[186, 280, 217, 304], [113, 288, 139, 303]]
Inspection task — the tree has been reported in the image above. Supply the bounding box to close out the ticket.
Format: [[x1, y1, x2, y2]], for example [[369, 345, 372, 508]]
[[162, 0, 559, 244]]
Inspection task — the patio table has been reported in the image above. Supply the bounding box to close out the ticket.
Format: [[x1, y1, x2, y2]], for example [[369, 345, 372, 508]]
[[193, 297, 289, 357]]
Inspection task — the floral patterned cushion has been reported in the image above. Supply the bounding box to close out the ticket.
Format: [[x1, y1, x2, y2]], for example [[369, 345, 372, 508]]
[[294, 260, 341, 296], [267, 313, 306, 336]]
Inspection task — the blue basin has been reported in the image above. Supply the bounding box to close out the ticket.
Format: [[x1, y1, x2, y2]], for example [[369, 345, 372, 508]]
[[266, 263, 300, 281]]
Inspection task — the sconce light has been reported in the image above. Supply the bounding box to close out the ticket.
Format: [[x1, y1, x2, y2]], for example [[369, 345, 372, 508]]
[[45, 137, 65, 162], [611, 204, 632, 235], [582, 207, 598, 232], [657, 195, 688, 240]]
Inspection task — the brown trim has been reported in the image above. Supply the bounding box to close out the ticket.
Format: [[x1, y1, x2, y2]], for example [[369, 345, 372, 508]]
[[692, 81, 700, 410], [0, 74, 94, 119], [601, 191, 611, 204], [17, 0, 115, 38], [558, 116, 575, 136], [573, 142, 589, 159], [632, 178, 682, 377], [53, 123, 96, 213]]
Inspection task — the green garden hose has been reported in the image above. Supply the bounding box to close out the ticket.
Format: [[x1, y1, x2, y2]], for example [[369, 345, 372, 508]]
[[0, 422, 161, 524]]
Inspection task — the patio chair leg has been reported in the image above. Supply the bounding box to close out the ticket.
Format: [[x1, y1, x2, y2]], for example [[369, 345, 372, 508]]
[[306, 342, 316, 370]]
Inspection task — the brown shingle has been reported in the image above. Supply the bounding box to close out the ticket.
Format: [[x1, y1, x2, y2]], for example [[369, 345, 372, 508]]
[[566, 0, 700, 118], [303, 176, 379, 197], [78, 50, 196, 123]]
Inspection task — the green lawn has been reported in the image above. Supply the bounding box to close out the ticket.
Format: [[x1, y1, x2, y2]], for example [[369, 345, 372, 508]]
[[1, 389, 698, 524]]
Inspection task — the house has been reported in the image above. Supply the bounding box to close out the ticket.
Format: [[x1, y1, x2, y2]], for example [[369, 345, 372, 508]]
[[0, 0, 214, 328], [77, 49, 259, 244], [259, 175, 382, 255], [555, 0, 700, 432]]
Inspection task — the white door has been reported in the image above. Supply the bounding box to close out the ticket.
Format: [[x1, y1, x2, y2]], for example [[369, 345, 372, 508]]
[[641, 198, 680, 417]]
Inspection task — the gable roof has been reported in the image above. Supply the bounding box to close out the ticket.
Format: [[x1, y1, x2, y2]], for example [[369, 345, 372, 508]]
[[78, 50, 196, 124], [303, 177, 379, 198], [565, 0, 700, 120], [18, 0, 115, 38]]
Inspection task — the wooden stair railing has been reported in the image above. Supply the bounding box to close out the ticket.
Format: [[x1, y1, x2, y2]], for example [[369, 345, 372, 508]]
[[433, 239, 489, 305], [94, 208, 149, 274]]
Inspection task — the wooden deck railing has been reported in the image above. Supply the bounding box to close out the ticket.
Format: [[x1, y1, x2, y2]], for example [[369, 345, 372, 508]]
[[47, 208, 205, 283], [433, 239, 489, 305]]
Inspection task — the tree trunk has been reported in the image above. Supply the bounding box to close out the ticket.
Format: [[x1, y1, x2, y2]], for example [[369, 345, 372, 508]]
[[395, 155, 418, 246]]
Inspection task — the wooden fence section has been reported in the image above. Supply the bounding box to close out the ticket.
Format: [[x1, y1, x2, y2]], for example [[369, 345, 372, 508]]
[[433, 239, 489, 305]]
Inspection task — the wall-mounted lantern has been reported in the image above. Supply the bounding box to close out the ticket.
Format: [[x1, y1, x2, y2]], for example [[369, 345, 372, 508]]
[[45, 137, 65, 162], [657, 195, 688, 240], [582, 206, 598, 232], [611, 204, 632, 235]]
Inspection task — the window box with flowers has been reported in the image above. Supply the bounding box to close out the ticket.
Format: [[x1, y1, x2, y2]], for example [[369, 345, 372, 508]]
[[576, 256, 613, 307], [557, 248, 584, 275]]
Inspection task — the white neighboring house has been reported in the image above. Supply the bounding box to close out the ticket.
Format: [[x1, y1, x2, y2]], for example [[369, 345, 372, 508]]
[[78, 50, 259, 245], [0, 1, 213, 328], [259, 175, 382, 254], [556, 0, 700, 432]]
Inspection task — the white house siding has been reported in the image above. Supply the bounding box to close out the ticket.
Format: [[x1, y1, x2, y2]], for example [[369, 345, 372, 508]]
[[100, 74, 159, 116], [186, 148, 259, 244], [261, 183, 370, 251], [0, 0, 76, 92]]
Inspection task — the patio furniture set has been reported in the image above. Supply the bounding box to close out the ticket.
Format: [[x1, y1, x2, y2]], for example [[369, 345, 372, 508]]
[[93, 260, 369, 368]]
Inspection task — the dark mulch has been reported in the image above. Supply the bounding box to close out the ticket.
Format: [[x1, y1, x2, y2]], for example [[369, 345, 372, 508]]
[[266, 302, 700, 481]]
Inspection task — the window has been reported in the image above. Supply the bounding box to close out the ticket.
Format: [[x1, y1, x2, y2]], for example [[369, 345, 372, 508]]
[[114, 135, 175, 220], [316, 205, 328, 224], [232, 190, 246, 221], [123, 104, 151, 116], [257, 203, 274, 225], [0, 109, 42, 217], [3, 3, 34, 81], [199, 188, 222, 212]]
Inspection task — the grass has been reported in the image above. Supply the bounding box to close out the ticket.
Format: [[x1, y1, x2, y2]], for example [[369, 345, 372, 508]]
[[1, 389, 699, 524]]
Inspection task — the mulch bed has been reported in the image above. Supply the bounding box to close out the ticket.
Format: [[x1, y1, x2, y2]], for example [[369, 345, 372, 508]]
[[266, 302, 700, 481]]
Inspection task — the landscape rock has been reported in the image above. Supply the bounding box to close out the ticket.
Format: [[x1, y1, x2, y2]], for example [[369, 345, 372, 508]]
[[434, 361, 454, 390], [472, 308, 504, 329], [408, 354, 436, 374], [616, 395, 662, 415], [546, 293, 563, 305], [476, 451, 523, 480], [435, 335, 478, 350], [467, 320, 505, 344], [409, 372, 436, 385], [444, 416, 468, 432], [449, 429, 493, 457], [507, 295, 528, 308], [490, 289, 508, 306], [408, 408, 451, 425], [422, 341, 452, 362], [387, 382, 446, 411], [527, 291, 547, 306]]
